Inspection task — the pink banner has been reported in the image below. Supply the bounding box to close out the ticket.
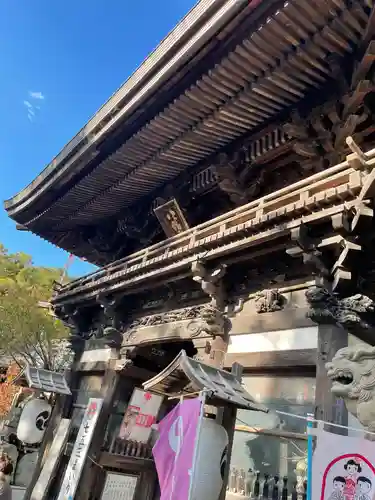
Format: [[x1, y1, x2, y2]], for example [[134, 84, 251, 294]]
[[153, 398, 202, 500]]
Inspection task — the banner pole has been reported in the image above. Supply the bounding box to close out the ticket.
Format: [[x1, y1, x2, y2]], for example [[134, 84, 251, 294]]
[[188, 391, 206, 500], [307, 413, 314, 500]]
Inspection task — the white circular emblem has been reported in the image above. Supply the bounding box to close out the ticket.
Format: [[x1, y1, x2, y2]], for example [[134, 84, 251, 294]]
[[168, 416, 184, 456]]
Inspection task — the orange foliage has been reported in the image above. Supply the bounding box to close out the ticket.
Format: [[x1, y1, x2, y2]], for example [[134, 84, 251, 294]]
[[0, 363, 21, 417]]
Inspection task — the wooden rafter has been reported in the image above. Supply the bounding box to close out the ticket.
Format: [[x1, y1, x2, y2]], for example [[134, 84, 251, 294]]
[[52, 137, 375, 306]]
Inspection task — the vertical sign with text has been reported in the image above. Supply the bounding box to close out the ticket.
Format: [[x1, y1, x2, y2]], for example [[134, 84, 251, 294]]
[[57, 398, 103, 500]]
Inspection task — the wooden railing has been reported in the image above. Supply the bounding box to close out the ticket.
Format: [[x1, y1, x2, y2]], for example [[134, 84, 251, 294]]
[[52, 138, 375, 305], [226, 469, 307, 500], [99, 437, 154, 471], [106, 437, 153, 459], [102, 432, 309, 498]]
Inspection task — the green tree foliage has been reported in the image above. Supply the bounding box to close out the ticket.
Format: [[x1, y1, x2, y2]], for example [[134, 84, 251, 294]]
[[0, 244, 71, 370]]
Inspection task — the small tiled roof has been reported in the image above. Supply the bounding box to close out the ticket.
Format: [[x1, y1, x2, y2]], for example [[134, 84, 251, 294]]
[[143, 350, 268, 412]]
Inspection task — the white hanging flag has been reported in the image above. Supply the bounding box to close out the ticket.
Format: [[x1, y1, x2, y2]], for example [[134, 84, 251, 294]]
[[313, 429, 375, 500]]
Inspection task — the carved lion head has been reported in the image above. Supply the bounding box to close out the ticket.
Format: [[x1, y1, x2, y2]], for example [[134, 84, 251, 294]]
[[326, 346, 375, 418]]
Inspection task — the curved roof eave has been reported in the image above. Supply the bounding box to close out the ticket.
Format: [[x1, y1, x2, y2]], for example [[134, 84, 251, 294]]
[[4, 0, 253, 218]]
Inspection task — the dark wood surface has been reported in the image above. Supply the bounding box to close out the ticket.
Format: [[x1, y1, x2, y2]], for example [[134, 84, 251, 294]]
[[99, 452, 154, 472], [224, 348, 317, 371], [315, 325, 348, 434], [229, 306, 315, 335]]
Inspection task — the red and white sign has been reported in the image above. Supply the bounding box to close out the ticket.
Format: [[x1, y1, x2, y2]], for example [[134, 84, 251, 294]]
[[118, 389, 163, 443]]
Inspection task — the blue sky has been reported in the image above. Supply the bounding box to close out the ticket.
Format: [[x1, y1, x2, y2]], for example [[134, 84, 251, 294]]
[[0, 0, 196, 276]]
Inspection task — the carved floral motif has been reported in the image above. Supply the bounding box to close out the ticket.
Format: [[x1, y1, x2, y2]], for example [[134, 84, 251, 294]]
[[124, 303, 225, 343], [127, 306, 203, 328]]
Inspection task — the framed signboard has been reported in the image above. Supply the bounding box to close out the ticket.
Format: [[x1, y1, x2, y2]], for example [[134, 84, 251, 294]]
[[118, 388, 162, 443], [154, 198, 190, 237], [101, 473, 138, 500]]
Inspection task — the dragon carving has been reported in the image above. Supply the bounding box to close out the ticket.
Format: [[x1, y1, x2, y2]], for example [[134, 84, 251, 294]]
[[326, 346, 375, 437], [306, 286, 375, 336]]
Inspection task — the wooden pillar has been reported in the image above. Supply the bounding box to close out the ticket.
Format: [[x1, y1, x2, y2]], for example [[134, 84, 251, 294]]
[[191, 261, 229, 369], [75, 361, 120, 500], [315, 324, 348, 434], [218, 362, 242, 500]]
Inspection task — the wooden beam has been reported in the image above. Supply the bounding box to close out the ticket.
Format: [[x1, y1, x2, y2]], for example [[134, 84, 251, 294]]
[[99, 452, 155, 471], [235, 425, 308, 441], [224, 348, 317, 371], [359, 6, 375, 56], [352, 40, 375, 87], [52, 142, 375, 307]]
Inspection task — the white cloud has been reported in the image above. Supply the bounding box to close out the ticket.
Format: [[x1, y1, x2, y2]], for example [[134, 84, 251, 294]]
[[23, 91, 45, 121], [28, 91, 44, 100]]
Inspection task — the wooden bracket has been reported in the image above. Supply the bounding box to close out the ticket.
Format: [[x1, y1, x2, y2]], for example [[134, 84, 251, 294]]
[[351, 199, 374, 232], [290, 224, 313, 251], [191, 261, 227, 307], [342, 80, 373, 118], [302, 251, 329, 277], [346, 136, 369, 167], [321, 217, 363, 292], [331, 211, 350, 233], [351, 40, 375, 88]]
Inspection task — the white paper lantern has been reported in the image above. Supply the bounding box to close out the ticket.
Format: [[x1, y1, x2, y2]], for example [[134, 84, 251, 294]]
[[192, 417, 229, 500], [16, 399, 51, 445]]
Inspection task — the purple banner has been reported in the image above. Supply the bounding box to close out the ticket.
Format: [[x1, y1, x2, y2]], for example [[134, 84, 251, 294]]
[[153, 398, 202, 500]]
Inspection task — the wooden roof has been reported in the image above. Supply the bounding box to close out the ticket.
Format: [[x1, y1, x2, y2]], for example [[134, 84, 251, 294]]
[[4, 0, 374, 262], [142, 350, 268, 411], [51, 138, 375, 307]]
